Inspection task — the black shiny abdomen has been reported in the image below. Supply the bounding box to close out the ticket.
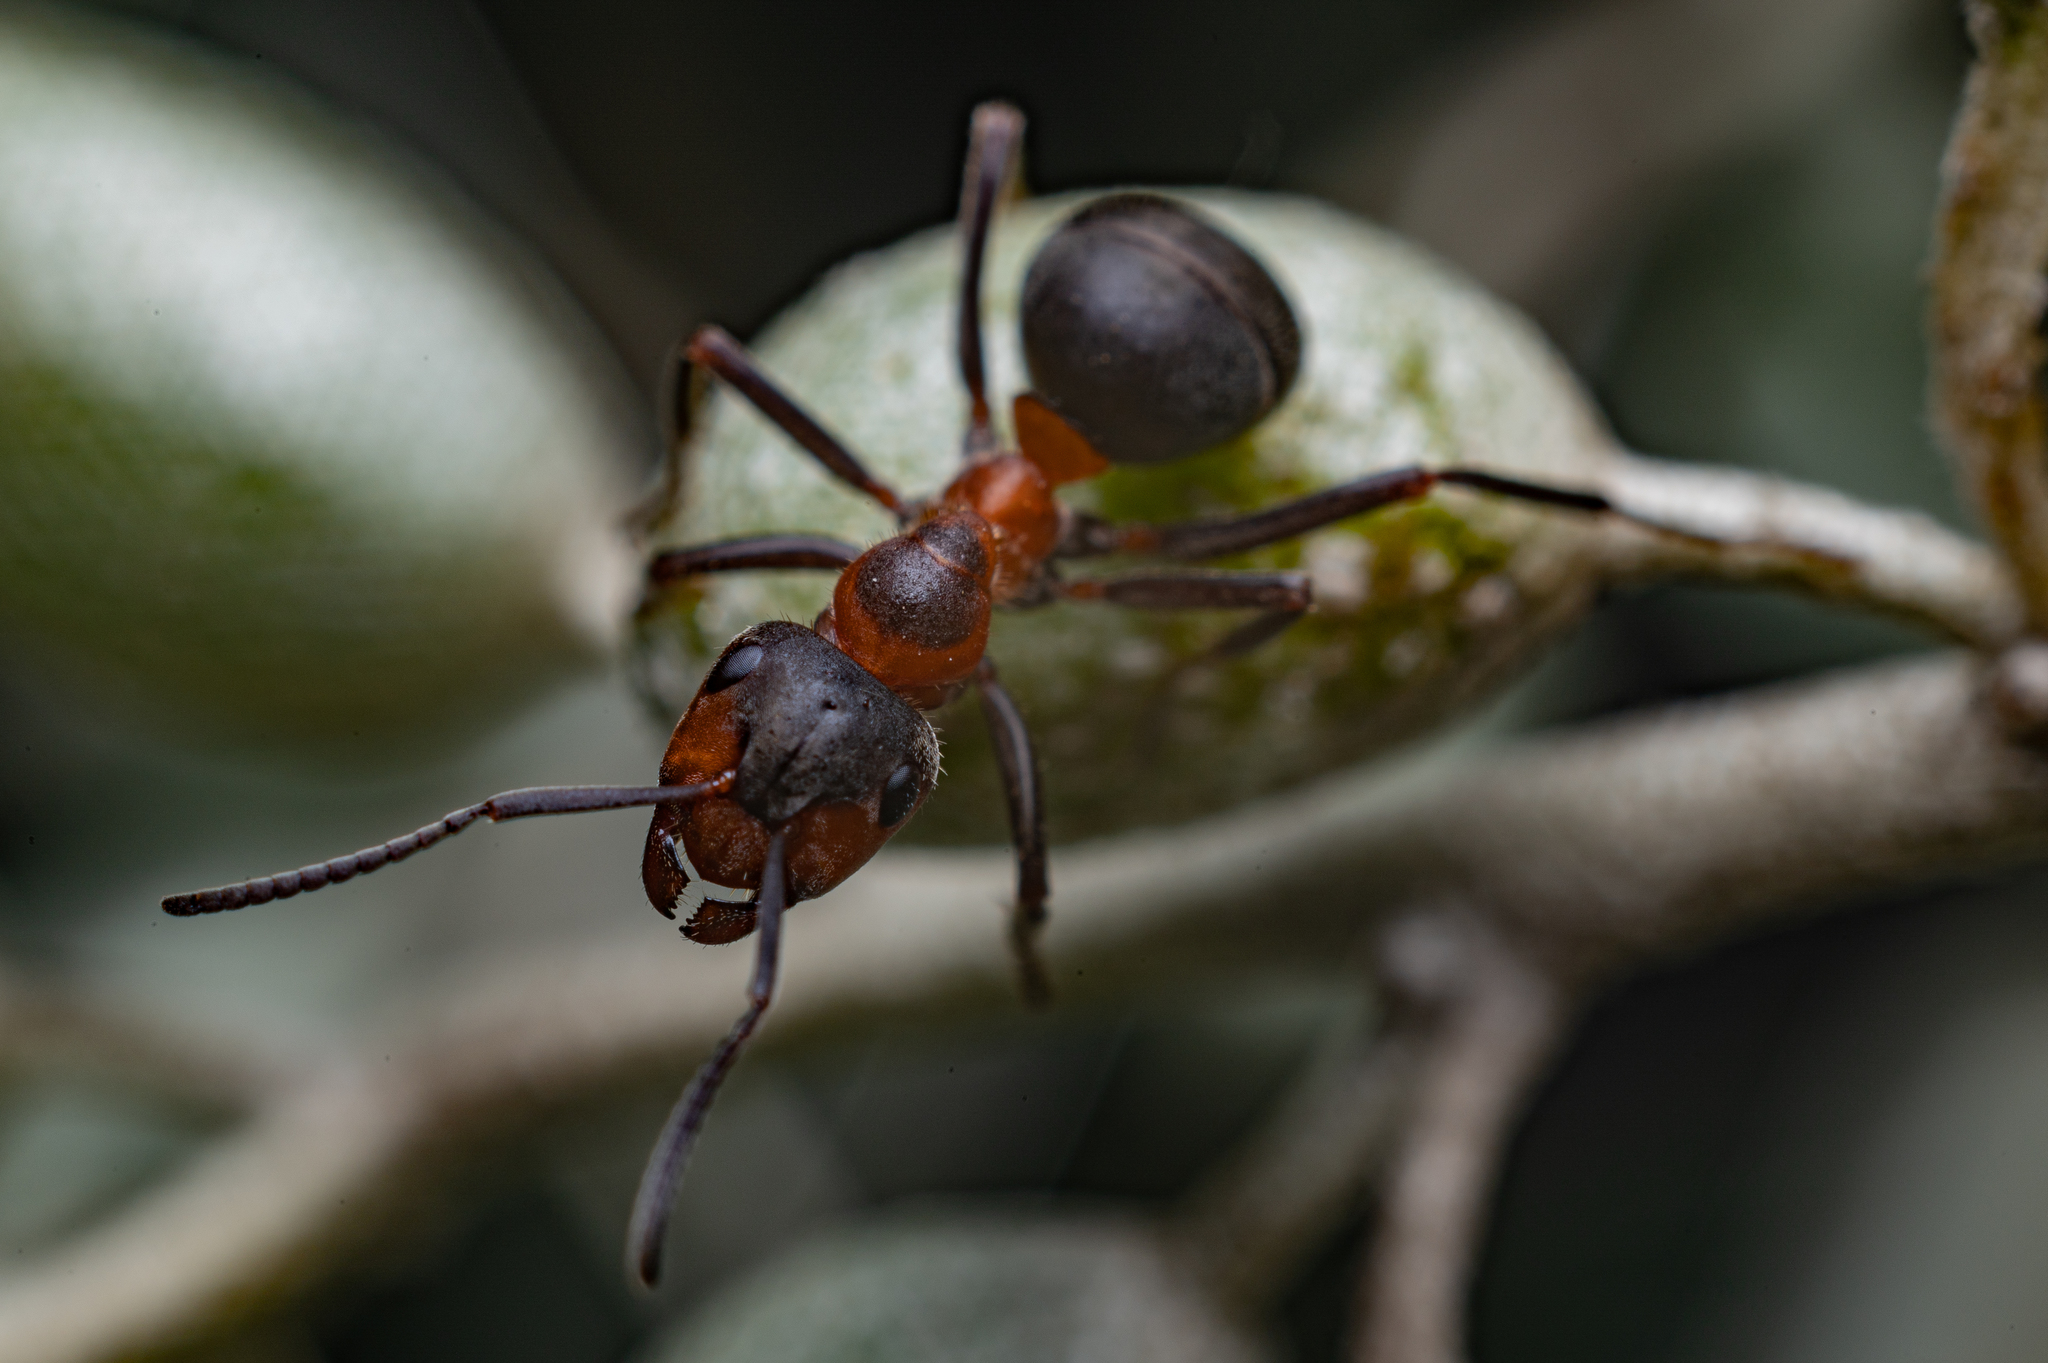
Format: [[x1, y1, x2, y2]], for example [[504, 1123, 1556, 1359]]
[[1021, 193, 1301, 465]]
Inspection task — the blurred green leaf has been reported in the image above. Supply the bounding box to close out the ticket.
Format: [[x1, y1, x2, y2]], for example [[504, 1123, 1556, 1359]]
[[0, 1, 645, 760], [641, 1212, 1270, 1363]]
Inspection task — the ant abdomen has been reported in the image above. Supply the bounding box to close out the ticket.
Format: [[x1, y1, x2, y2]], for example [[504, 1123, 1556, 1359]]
[[1021, 192, 1301, 466]]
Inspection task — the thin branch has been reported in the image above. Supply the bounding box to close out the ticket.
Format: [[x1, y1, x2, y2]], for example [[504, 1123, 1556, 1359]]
[[1587, 452, 2023, 649], [0, 972, 276, 1115], [1931, 0, 2048, 632], [2, 654, 2046, 1361], [1171, 998, 1420, 1315], [1986, 637, 2048, 738], [1352, 918, 1564, 1363]]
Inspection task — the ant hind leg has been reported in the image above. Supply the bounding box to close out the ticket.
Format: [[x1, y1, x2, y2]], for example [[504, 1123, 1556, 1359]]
[[956, 102, 1026, 458], [1212, 607, 1310, 658], [1060, 466, 1613, 563]]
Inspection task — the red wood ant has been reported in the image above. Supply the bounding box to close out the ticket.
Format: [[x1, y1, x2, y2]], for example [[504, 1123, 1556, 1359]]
[[162, 102, 1613, 1286]]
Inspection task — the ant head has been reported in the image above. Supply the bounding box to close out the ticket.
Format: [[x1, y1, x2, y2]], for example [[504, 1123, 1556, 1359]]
[[709, 621, 940, 829]]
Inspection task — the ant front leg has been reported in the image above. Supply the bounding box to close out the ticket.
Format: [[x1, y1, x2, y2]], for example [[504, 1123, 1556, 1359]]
[[956, 102, 1026, 458], [639, 534, 861, 616], [1061, 467, 1612, 562], [1062, 569, 1314, 657], [628, 825, 791, 1287], [974, 657, 1051, 1007]]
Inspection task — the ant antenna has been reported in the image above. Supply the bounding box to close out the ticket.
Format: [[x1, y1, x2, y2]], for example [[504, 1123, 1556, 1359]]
[[628, 824, 789, 1286], [161, 776, 735, 916]]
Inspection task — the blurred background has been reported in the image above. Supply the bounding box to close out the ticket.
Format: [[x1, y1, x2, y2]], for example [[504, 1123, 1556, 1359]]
[[7, 1, 2045, 1361]]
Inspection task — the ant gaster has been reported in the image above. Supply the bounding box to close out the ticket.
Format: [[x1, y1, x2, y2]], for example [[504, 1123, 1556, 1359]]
[[162, 102, 1615, 1287]]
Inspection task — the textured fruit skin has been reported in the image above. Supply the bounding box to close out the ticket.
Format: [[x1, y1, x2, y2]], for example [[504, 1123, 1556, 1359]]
[[0, 3, 642, 757], [637, 191, 1618, 843]]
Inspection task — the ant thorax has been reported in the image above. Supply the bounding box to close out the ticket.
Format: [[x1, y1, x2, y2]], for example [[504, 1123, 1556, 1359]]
[[823, 512, 999, 701]]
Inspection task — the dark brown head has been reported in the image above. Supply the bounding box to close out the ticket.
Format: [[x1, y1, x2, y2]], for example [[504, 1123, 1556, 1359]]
[[1020, 193, 1301, 465], [644, 621, 940, 930], [720, 621, 940, 826]]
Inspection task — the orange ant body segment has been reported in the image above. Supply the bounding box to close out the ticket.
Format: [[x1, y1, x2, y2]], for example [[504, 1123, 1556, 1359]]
[[165, 99, 1624, 1288]]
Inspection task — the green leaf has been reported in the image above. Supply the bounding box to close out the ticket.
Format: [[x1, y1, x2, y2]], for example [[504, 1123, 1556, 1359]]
[[640, 1213, 1269, 1363]]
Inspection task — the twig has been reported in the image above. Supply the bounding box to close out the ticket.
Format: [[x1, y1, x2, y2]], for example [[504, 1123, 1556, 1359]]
[[1588, 452, 2022, 649], [1171, 998, 1420, 1315], [1931, 0, 2048, 632], [1352, 918, 1564, 1363], [1, 654, 2045, 1361], [0, 971, 276, 1114]]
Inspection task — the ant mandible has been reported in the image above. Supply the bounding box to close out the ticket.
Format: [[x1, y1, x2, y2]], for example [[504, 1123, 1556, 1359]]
[[162, 102, 1614, 1286]]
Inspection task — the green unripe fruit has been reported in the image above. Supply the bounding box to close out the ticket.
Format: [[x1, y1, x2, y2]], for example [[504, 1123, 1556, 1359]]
[[638, 191, 1618, 843], [0, 3, 642, 758]]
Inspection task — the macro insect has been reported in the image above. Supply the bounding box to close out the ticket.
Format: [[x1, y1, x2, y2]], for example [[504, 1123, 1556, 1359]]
[[162, 101, 1617, 1286]]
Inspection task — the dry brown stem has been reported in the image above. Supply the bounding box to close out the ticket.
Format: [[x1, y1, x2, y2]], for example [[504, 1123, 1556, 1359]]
[[1932, 0, 2048, 631], [1593, 452, 2023, 648], [1352, 920, 1564, 1363], [1172, 1003, 1419, 1315], [0, 653, 2043, 1362], [0, 971, 273, 1114]]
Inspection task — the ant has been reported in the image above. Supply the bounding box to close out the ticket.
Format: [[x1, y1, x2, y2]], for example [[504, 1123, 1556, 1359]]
[[163, 102, 1615, 1287]]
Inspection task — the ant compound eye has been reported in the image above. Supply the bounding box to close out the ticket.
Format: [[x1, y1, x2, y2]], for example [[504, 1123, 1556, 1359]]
[[704, 643, 764, 694], [879, 761, 921, 828]]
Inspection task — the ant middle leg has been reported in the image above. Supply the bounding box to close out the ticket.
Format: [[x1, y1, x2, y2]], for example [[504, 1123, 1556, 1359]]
[[638, 534, 861, 617], [1061, 569, 1314, 658], [1060, 570, 1311, 613], [684, 325, 909, 519], [1059, 466, 1613, 562]]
